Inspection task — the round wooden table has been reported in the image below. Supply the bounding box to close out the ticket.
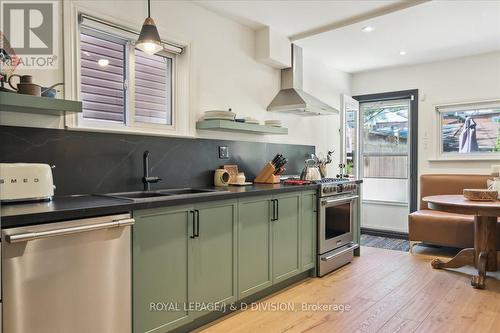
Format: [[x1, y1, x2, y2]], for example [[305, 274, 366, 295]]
[[423, 195, 500, 289]]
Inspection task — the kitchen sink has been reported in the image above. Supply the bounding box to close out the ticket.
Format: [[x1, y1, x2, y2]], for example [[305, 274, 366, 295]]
[[102, 188, 227, 202], [157, 188, 220, 195], [109, 191, 172, 199]]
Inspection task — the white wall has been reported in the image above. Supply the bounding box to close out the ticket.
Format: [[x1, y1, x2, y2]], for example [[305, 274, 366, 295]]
[[1, 0, 350, 176], [352, 51, 500, 175], [352, 51, 500, 232]]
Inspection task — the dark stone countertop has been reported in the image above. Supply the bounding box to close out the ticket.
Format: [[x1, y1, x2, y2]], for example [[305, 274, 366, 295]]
[[1, 183, 320, 229]]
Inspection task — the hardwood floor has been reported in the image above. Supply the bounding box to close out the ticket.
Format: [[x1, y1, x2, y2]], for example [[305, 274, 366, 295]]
[[198, 246, 500, 333]]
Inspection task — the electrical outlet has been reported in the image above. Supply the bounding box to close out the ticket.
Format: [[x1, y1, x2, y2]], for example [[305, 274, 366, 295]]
[[219, 146, 229, 159]]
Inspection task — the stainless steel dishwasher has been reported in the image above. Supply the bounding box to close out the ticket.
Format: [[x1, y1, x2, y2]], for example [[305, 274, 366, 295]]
[[2, 213, 134, 333]]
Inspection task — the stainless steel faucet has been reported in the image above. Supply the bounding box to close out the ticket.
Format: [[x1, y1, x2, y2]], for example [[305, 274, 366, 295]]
[[143, 150, 162, 191]]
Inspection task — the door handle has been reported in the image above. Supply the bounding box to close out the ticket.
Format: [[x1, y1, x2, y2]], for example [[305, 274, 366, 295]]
[[320, 244, 359, 261], [6, 218, 135, 243], [321, 195, 359, 205], [275, 199, 279, 221], [190, 210, 196, 239], [195, 209, 200, 238], [271, 199, 277, 221]]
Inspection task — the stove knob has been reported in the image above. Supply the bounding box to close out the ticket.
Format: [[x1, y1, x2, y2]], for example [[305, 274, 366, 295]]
[[332, 186, 337, 192], [323, 187, 329, 194]]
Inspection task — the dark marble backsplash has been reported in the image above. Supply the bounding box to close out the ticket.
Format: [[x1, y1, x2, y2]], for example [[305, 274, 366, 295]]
[[0, 126, 314, 196]]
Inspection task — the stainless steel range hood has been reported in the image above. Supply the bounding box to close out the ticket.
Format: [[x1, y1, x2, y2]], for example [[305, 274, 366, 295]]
[[267, 44, 339, 116]]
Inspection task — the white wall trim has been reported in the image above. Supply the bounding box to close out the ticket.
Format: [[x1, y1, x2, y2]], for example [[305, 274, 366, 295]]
[[62, 0, 192, 137]]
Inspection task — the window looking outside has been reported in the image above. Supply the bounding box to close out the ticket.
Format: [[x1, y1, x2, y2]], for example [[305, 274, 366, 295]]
[[439, 104, 500, 154], [360, 99, 411, 204]]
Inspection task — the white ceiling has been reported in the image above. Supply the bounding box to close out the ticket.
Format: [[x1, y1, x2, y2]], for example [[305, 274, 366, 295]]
[[196, 0, 500, 73], [297, 0, 500, 73], [195, 0, 406, 37]]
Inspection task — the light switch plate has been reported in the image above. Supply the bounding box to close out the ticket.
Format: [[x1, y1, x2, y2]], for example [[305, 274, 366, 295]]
[[219, 146, 229, 159]]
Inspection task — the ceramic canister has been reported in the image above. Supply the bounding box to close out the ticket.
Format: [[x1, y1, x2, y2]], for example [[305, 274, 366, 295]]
[[236, 172, 246, 184], [214, 169, 230, 187]]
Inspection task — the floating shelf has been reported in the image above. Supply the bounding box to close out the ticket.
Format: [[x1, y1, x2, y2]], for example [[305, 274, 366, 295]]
[[196, 120, 288, 135], [0, 91, 82, 116]]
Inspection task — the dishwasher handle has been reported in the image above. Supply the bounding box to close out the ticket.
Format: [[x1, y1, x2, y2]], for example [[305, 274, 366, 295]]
[[6, 218, 135, 243]]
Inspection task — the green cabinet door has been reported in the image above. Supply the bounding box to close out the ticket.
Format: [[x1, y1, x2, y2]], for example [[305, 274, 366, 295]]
[[190, 200, 237, 319], [237, 195, 273, 299], [272, 193, 301, 283], [133, 205, 193, 333], [301, 191, 317, 271]]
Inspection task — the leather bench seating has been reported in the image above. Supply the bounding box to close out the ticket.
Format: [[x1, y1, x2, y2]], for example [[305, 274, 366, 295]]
[[409, 174, 500, 249]]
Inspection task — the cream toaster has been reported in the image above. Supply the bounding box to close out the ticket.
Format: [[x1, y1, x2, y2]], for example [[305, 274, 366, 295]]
[[0, 163, 56, 202]]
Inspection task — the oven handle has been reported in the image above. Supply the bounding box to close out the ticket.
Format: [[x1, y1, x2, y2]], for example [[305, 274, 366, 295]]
[[321, 195, 359, 206], [321, 244, 359, 261]]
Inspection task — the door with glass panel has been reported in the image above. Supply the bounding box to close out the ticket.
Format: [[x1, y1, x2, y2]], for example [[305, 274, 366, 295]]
[[340, 95, 360, 179], [358, 97, 414, 233]]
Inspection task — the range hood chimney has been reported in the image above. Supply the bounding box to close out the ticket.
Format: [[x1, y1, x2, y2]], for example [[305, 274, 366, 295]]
[[267, 44, 339, 116]]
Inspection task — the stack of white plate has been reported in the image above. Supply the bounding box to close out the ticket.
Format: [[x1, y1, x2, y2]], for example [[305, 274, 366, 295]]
[[265, 120, 282, 127], [202, 110, 236, 121], [242, 117, 259, 124]]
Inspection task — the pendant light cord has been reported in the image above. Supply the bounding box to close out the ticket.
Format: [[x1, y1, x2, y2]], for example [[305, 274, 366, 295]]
[[147, 0, 151, 18]]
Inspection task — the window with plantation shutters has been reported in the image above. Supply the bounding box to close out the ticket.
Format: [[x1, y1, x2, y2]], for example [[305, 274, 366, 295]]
[[134, 50, 172, 125], [80, 32, 127, 122], [76, 16, 181, 133]]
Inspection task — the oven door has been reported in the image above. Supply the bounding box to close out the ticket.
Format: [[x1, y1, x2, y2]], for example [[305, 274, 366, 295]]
[[318, 194, 358, 254]]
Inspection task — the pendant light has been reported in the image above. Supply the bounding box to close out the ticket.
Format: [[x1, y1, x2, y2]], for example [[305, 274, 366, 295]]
[[136, 0, 163, 55]]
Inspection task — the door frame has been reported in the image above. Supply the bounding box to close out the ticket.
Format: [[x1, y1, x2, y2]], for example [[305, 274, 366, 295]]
[[353, 89, 419, 213]]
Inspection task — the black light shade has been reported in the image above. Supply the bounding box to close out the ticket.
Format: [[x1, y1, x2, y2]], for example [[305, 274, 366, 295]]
[[136, 0, 163, 55]]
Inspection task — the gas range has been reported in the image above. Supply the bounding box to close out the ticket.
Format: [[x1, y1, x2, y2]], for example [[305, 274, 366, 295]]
[[313, 178, 358, 197], [316, 177, 360, 277]]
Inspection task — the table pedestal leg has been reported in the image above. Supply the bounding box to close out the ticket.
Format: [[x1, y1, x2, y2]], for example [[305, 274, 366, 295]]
[[431, 248, 475, 269], [471, 216, 497, 289]]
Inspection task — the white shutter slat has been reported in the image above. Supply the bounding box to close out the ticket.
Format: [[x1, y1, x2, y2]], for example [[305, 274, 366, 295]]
[[81, 59, 124, 75], [81, 84, 124, 98], [80, 32, 126, 123], [135, 85, 166, 99]]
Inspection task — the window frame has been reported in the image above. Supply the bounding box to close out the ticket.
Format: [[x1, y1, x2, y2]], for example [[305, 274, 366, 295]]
[[63, 3, 192, 138], [353, 89, 419, 213], [435, 99, 500, 161], [78, 25, 176, 132]]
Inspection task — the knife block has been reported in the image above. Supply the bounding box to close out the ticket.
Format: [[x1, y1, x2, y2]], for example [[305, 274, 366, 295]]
[[254, 162, 280, 184]]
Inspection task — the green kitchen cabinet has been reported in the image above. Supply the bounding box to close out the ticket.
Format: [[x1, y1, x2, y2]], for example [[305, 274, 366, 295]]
[[237, 195, 273, 299], [189, 200, 238, 319], [133, 205, 193, 333], [301, 191, 317, 271], [133, 189, 318, 332], [133, 199, 237, 332], [272, 192, 301, 283]]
